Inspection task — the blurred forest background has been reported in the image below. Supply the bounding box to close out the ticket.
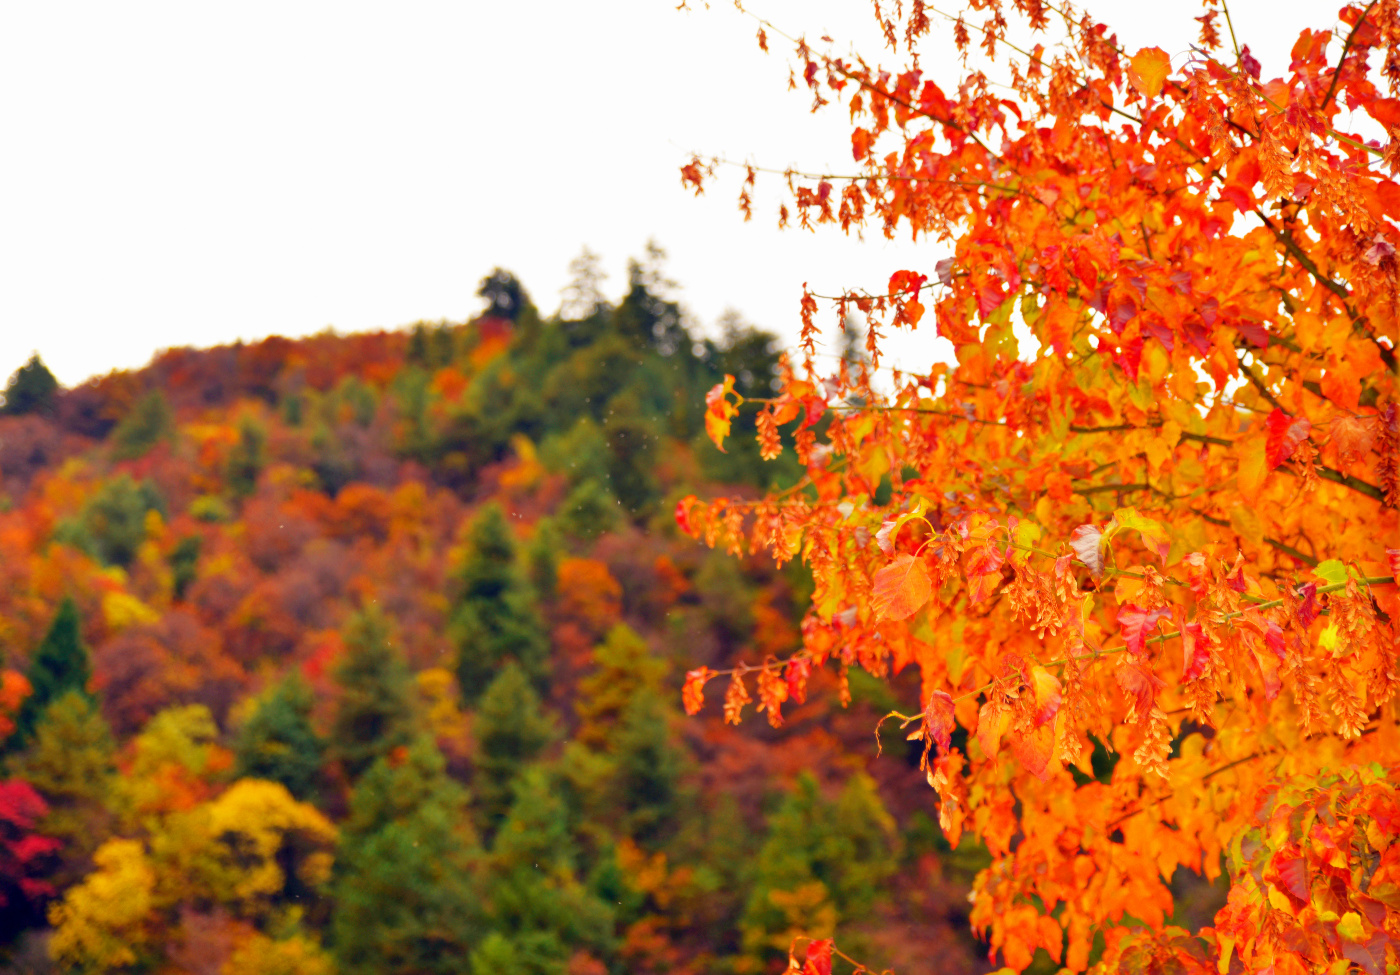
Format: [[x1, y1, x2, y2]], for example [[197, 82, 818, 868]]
[[0, 251, 991, 975]]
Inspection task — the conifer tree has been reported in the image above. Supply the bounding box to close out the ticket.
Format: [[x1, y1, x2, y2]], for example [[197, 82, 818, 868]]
[[330, 609, 417, 780], [11, 598, 91, 750], [473, 662, 553, 829], [332, 737, 481, 975], [450, 504, 548, 704], [233, 675, 324, 801], [474, 766, 615, 975], [0, 354, 58, 416]]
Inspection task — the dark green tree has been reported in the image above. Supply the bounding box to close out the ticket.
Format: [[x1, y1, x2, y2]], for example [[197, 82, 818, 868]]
[[226, 414, 267, 498], [473, 663, 553, 830], [168, 534, 201, 601], [473, 766, 615, 975], [450, 504, 548, 704], [478, 269, 530, 322], [330, 609, 418, 779], [332, 738, 481, 975], [233, 675, 325, 801], [11, 598, 92, 750], [110, 390, 173, 460], [0, 354, 59, 416]]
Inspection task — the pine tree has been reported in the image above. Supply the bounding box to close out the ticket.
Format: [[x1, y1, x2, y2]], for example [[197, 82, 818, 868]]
[[450, 504, 548, 704], [0, 354, 58, 416], [473, 662, 553, 829], [332, 738, 481, 975], [330, 609, 417, 780], [473, 766, 615, 974], [233, 675, 324, 801], [11, 598, 91, 750]]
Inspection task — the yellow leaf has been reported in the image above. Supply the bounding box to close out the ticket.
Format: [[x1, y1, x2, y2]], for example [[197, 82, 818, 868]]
[[1127, 47, 1171, 99], [1336, 911, 1365, 942]]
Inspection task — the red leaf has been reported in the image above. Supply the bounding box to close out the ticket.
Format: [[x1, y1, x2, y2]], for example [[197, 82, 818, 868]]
[[804, 938, 834, 975], [976, 279, 1006, 318], [1116, 660, 1164, 717], [1265, 409, 1312, 469], [1010, 722, 1056, 780], [675, 496, 696, 535], [1118, 604, 1170, 656], [872, 554, 933, 621], [924, 690, 956, 754], [1342, 933, 1389, 975], [1181, 622, 1210, 681], [786, 656, 812, 704], [1273, 850, 1309, 907], [1295, 582, 1319, 626]]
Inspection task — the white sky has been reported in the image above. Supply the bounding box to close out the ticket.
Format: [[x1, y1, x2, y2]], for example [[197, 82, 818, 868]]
[[1, 1, 1324, 386]]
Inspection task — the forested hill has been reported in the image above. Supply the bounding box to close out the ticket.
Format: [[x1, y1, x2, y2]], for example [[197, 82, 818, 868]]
[[0, 260, 987, 975]]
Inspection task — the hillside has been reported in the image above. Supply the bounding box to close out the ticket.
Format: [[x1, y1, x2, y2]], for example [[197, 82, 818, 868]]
[[0, 260, 988, 975]]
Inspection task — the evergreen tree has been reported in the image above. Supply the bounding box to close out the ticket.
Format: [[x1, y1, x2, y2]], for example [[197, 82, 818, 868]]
[[226, 414, 267, 498], [233, 675, 325, 801], [110, 390, 173, 460], [450, 504, 548, 704], [610, 690, 683, 845], [740, 772, 896, 963], [478, 269, 530, 322], [332, 738, 481, 975], [11, 598, 91, 750], [330, 609, 417, 780], [473, 767, 615, 975], [574, 624, 666, 748], [0, 354, 58, 416], [473, 662, 553, 829]]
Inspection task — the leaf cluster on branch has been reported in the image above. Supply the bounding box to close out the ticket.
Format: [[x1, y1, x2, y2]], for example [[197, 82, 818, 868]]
[[679, 0, 1400, 970]]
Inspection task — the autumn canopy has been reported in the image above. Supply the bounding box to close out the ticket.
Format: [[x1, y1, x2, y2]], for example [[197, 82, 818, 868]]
[[680, 0, 1400, 972]]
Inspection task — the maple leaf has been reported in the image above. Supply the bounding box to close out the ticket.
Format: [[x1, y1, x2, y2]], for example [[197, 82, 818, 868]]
[[1126, 47, 1171, 98], [977, 700, 1011, 758], [1265, 409, 1311, 469], [871, 554, 932, 621]]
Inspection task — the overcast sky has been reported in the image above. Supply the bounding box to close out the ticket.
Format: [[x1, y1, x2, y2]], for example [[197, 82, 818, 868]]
[[1, 0, 1324, 386]]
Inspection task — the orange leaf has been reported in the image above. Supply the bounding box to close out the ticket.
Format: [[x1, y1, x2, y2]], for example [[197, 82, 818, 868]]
[[1029, 666, 1062, 727], [1126, 47, 1171, 98], [1365, 97, 1400, 130], [872, 554, 932, 621], [704, 375, 741, 452]]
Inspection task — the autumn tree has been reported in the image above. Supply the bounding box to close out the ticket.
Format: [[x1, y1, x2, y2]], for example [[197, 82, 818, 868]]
[[451, 503, 549, 704], [10, 598, 92, 751], [679, 1, 1400, 973], [9, 690, 116, 887]]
